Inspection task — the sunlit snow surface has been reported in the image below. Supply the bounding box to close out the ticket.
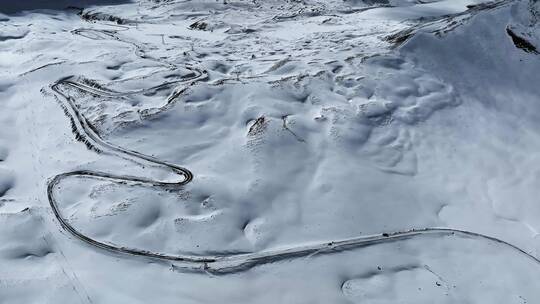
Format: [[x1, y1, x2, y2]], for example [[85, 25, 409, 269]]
[[2, 0, 540, 302]]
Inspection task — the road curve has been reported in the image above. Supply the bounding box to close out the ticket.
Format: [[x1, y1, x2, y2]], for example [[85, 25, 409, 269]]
[[48, 76, 540, 275]]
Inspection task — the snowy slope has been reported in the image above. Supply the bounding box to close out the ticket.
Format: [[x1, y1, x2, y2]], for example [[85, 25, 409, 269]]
[[1, 0, 540, 303]]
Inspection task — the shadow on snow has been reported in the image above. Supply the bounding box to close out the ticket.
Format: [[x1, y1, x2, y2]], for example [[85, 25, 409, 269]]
[[0, 0, 133, 14]]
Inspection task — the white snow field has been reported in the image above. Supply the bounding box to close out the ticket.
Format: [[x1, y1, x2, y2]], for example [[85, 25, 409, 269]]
[[1, 0, 540, 303]]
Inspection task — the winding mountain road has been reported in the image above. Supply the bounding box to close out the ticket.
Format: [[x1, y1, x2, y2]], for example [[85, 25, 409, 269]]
[[46, 1, 540, 274], [48, 75, 540, 275]]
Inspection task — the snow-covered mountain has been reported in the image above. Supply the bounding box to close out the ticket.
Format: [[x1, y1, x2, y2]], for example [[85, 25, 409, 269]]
[[1, 0, 540, 303]]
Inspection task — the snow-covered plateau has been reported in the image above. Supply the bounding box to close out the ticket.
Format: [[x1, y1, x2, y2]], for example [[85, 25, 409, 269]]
[[1, 0, 540, 303]]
